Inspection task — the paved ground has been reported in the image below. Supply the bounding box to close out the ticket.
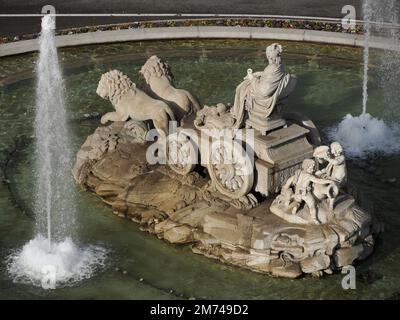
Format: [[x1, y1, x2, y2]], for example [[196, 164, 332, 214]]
[[0, 0, 362, 37]]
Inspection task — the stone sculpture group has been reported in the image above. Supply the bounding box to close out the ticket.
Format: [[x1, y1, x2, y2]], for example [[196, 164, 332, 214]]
[[74, 43, 377, 278]]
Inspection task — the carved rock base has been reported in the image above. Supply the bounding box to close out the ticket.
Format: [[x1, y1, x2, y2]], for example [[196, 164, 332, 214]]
[[73, 124, 377, 278]]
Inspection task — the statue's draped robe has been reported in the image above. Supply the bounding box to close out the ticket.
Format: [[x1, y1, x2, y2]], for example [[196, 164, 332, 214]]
[[230, 62, 296, 129]]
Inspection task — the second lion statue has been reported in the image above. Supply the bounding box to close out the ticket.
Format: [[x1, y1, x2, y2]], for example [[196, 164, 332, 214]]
[[97, 70, 176, 137], [140, 56, 201, 122]]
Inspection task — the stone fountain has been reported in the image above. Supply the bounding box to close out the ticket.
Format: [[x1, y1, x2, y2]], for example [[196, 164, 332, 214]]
[[73, 43, 377, 278]]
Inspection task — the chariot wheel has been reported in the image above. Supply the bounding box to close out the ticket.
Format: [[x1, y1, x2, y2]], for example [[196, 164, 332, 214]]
[[166, 132, 197, 175], [208, 139, 254, 199], [283, 112, 321, 146]]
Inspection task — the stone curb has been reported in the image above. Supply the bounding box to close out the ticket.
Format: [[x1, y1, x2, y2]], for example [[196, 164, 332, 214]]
[[0, 26, 398, 57]]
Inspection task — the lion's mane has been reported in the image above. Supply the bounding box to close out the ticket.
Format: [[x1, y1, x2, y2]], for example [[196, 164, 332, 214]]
[[139, 55, 173, 83], [99, 70, 135, 106]]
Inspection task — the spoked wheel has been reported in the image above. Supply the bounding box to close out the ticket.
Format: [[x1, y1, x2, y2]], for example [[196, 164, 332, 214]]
[[166, 132, 198, 175], [208, 139, 254, 199]]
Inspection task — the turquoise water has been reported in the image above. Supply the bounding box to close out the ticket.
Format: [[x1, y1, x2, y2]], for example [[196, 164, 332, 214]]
[[0, 40, 399, 299]]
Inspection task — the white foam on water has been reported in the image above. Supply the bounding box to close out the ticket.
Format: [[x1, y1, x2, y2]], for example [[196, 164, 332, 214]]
[[7, 235, 107, 289], [327, 113, 400, 158]]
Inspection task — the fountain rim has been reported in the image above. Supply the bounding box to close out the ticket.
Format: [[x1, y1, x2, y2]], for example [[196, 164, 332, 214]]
[[1, 24, 399, 58]]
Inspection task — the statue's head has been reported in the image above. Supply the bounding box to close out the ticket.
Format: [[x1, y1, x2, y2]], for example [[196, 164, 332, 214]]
[[139, 55, 173, 83], [302, 158, 316, 174], [330, 142, 344, 157], [313, 145, 330, 162], [96, 70, 135, 105], [266, 43, 283, 65]]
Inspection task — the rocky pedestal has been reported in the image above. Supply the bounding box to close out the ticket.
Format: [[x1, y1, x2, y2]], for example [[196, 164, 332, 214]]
[[73, 122, 376, 278]]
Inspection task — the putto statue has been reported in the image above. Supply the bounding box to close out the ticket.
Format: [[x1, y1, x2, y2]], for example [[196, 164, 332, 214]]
[[270, 141, 351, 225], [314, 142, 347, 187], [140, 55, 201, 123], [279, 158, 336, 224], [96, 70, 175, 137]]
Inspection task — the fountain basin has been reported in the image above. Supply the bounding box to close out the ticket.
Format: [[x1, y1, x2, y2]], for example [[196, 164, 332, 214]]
[[2, 24, 400, 58], [0, 39, 397, 299]]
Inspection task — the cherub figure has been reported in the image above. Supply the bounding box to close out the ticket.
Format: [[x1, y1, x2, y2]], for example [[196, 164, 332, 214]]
[[282, 159, 334, 224], [313, 142, 347, 187]]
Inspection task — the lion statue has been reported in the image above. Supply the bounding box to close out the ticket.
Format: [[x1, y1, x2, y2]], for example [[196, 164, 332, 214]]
[[139, 55, 201, 122], [96, 70, 176, 137]]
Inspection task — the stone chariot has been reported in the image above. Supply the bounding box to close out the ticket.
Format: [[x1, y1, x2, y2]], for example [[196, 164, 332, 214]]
[[166, 43, 320, 204]]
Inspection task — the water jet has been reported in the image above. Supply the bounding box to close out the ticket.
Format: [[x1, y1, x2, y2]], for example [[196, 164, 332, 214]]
[[6, 15, 107, 289], [330, 0, 400, 158]]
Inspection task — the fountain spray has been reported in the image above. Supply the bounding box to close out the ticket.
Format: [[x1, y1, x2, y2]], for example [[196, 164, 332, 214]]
[[327, 0, 400, 158], [34, 15, 76, 248], [6, 15, 106, 289], [362, 0, 372, 115]]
